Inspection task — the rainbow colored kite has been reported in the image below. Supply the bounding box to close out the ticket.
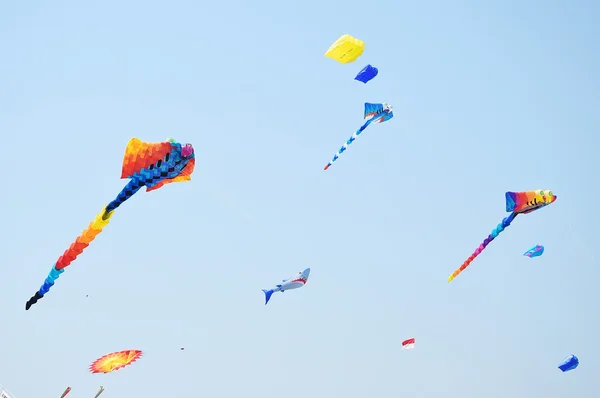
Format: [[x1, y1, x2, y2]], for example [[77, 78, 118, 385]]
[[90, 350, 143, 374], [25, 138, 195, 310], [448, 190, 556, 282]]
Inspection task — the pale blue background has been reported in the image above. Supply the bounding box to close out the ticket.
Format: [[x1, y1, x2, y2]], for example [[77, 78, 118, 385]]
[[1, 0, 599, 397]]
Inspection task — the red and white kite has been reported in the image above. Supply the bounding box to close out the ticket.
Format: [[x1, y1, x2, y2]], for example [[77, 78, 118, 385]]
[[401, 338, 415, 350]]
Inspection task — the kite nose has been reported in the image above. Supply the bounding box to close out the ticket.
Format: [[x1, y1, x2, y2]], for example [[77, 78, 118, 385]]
[[182, 143, 194, 157], [302, 268, 311, 280]]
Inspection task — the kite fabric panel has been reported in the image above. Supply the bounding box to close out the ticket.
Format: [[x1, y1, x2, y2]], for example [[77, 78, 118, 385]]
[[558, 355, 579, 372], [448, 190, 556, 282], [355, 64, 378, 83], [401, 338, 415, 350], [524, 245, 544, 258], [25, 138, 196, 310], [325, 34, 365, 64]]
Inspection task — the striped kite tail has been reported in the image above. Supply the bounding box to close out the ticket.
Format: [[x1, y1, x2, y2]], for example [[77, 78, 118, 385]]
[[324, 129, 360, 170], [324, 121, 372, 171], [447, 212, 517, 282], [25, 207, 115, 310]]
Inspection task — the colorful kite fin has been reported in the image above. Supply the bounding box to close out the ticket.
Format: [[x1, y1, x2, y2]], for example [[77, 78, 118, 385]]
[[505, 190, 557, 214], [120, 138, 173, 179], [145, 157, 195, 192], [364, 102, 394, 123]]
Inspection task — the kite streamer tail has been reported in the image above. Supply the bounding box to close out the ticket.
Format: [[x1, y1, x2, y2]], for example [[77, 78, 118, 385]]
[[25, 180, 145, 311], [25, 206, 115, 310], [448, 212, 518, 282], [324, 120, 372, 171]]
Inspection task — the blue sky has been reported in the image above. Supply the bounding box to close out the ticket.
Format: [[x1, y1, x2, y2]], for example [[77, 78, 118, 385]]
[[1, 0, 599, 397]]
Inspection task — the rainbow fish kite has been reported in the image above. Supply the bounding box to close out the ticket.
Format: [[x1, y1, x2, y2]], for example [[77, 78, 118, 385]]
[[448, 190, 556, 282], [25, 138, 195, 310], [324, 102, 393, 171]]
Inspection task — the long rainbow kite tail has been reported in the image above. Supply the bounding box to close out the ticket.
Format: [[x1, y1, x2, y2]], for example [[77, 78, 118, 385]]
[[25, 206, 116, 310], [447, 212, 517, 282], [25, 138, 195, 310]]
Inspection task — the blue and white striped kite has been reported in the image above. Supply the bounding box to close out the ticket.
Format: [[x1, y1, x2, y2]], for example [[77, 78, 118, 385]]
[[324, 102, 394, 171]]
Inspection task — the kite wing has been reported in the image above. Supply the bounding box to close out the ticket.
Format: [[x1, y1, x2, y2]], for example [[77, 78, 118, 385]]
[[364, 102, 394, 123], [324, 102, 393, 171], [448, 190, 556, 282], [25, 138, 196, 310], [59, 387, 71, 398], [558, 354, 579, 372], [524, 245, 544, 258], [325, 34, 364, 64], [355, 64, 378, 83], [90, 350, 143, 374]]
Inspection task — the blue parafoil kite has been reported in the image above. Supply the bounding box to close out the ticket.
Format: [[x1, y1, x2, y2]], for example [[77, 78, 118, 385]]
[[355, 64, 378, 84], [524, 244, 544, 258], [558, 354, 579, 372]]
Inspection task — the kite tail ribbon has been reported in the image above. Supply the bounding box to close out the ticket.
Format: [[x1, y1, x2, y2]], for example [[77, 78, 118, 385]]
[[324, 120, 372, 171], [25, 180, 143, 310], [448, 212, 518, 282]]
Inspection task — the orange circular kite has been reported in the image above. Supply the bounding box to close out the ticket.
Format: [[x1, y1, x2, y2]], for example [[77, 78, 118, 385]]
[[89, 349, 143, 374]]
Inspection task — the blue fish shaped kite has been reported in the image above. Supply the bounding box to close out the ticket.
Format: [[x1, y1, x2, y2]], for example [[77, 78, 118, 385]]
[[558, 354, 579, 372], [324, 102, 393, 170], [523, 244, 544, 258], [355, 64, 378, 84]]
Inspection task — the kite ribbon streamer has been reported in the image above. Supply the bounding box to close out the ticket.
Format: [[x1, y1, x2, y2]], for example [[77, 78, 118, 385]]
[[448, 212, 518, 282]]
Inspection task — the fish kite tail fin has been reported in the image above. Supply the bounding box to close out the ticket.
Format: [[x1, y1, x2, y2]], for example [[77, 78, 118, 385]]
[[25, 206, 115, 311], [447, 212, 518, 282], [262, 289, 274, 305]]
